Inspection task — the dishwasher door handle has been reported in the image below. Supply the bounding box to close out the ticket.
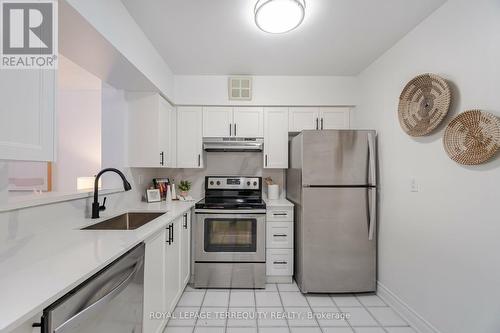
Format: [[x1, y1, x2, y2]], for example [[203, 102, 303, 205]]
[[54, 258, 142, 333]]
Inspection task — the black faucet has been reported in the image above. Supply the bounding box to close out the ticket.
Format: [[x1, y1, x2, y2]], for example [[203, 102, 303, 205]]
[[92, 168, 132, 219]]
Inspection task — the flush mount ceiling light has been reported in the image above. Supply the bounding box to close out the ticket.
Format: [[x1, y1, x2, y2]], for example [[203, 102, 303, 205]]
[[254, 0, 306, 34]]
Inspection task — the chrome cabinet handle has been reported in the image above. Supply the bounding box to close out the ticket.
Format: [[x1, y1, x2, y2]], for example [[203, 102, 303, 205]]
[[183, 213, 188, 229], [273, 212, 287, 216], [368, 189, 377, 241], [234, 123, 237, 136], [273, 261, 288, 265], [160, 151, 165, 166], [229, 123, 232, 136], [54, 259, 142, 333], [316, 118, 319, 130], [265, 154, 268, 167], [273, 234, 287, 237], [321, 118, 324, 130], [198, 154, 201, 167], [166, 224, 172, 244]]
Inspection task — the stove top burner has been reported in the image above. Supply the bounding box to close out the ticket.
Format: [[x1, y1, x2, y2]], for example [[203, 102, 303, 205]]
[[195, 198, 266, 210], [196, 176, 265, 210]]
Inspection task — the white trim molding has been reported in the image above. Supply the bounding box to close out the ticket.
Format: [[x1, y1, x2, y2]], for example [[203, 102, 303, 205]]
[[377, 281, 442, 333]]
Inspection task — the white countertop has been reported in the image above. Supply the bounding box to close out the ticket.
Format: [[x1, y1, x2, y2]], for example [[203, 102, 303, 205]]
[[0, 200, 196, 333], [263, 196, 294, 207]]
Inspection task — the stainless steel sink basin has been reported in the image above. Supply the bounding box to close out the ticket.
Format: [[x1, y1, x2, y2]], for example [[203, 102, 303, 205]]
[[82, 212, 165, 230]]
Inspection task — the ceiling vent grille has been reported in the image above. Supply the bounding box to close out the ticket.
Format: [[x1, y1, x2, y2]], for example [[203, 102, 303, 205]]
[[228, 77, 252, 101]]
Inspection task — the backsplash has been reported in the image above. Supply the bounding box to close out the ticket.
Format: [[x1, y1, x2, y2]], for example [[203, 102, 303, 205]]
[[155, 152, 285, 199]]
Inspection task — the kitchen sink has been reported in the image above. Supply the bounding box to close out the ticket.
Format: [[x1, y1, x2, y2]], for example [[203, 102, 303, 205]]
[[82, 212, 165, 230]]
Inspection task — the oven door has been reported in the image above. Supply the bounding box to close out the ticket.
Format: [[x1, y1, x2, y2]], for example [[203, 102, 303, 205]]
[[195, 210, 266, 262]]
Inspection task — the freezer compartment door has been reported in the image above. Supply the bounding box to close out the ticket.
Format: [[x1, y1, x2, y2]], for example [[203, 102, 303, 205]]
[[302, 130, 377, 186], [298, 187, 376, 293]]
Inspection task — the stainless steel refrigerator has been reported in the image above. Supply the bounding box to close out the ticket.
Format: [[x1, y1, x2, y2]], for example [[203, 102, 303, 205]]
[[287, 130, 377, 293]]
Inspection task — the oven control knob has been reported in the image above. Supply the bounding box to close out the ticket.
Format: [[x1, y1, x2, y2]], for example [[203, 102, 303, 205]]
[[247, 181, 251, 186], [253, 181, 258, 186], [216, 181, 221, 185], [210, 181, 214, 185]]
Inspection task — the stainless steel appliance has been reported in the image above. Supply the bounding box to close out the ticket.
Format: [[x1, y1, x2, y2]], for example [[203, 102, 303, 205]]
[[203, 138, 264, 152], [42, 244, 145, 333], [287, 130, 377, 293], [194, 176, 266, 288]]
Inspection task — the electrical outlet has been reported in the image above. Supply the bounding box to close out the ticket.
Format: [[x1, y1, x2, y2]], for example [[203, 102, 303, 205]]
[[138, 175, 144, 185], [410, 177, 419, 192]]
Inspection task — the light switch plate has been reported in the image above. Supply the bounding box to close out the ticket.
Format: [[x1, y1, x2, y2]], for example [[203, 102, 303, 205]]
[[410, 177, 419, 192]]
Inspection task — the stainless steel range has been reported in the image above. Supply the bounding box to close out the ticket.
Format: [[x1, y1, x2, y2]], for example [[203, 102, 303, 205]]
[[194, 176, 266, 289]]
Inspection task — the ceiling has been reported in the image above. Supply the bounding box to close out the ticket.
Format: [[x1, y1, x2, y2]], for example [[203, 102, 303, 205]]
[[122, 0, 446, 76]]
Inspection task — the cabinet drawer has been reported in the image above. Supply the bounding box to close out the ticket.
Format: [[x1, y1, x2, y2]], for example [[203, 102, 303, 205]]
[[266, 222, 293, 249], [266, 207, 293, 222], [266, 249, 293, 276]]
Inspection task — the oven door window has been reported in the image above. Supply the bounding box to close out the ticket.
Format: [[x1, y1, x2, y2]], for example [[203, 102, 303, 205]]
[[204, 218, 257, 252]]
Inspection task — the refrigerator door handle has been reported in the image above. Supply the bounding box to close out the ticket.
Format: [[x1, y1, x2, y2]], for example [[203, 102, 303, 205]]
[[368, 188, 377, 241], [367, 132, 376, 186]]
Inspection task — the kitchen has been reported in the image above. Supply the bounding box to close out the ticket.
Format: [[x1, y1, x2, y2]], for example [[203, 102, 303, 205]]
[[0, 1, 499, 333]]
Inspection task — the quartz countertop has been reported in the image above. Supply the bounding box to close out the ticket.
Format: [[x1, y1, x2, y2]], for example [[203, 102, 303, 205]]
[[263, 196, 294, 208], [0, 200, 196, 333]]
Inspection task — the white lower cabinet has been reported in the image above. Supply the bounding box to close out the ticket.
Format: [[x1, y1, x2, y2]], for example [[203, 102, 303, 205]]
[[266, 249, 293, 276], [143, 229, 166, 333], [143, 210, 192, 333], [180, 211, 191, 286], [266, 222, 293, 249], [266, 205, 294, 283]]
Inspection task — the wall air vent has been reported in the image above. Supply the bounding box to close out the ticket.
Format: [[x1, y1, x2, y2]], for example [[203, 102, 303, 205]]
[[228, 77, 252, 101]]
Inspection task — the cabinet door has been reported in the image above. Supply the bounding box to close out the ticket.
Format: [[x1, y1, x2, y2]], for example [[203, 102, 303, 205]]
[[233, 107, 264, 137], [165, 218, 181, 313], [0, 70, 55, 161], [288, 107, 319, 132], [144, 230, 166, 333], [180, 210, 191, 287], [319, 107, 350, 129], [177, 107, 204, 168], [203, 107, 233, 137], [127, 92, 162, 167], [264, 107, 289, 169], [159, 98, 177, 167]]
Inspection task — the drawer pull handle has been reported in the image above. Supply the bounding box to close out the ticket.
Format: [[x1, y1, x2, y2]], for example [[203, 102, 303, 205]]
[[273, 213, 288, 216], [273, 234, 287, 237], [273, 261, 288, 265]]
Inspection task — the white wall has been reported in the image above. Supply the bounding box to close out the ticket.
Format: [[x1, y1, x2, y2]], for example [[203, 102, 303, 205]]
[[157, 152, 285, 200], [356, 1, 500, 332], [64, 0, 175, 100], [54, 56, 102, 192], [174, 75, 359, 106]]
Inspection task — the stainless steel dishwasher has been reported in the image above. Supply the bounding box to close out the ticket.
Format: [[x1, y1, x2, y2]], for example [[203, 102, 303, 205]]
[[42, 243, 145, 333]]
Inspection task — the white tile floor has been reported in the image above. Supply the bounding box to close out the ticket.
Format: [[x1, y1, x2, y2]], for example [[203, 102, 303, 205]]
[[164, 282, 416, 333]]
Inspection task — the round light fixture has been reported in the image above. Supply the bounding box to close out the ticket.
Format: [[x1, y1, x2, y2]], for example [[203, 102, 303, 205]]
[[254, 0, 306, 34]]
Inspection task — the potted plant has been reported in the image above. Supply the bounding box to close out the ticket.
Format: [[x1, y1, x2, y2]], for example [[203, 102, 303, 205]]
[[178, 180, 192, 198]]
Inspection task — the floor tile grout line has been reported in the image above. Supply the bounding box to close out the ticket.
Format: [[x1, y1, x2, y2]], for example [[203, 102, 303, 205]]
[[355, 295, 390, 333], [276, 282, 292, 333], [303, 291, 324, 333], [330, 294, 355, 332]]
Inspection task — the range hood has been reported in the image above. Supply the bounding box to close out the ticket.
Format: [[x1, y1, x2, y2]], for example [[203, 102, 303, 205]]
[[203, 138, 264, 152]]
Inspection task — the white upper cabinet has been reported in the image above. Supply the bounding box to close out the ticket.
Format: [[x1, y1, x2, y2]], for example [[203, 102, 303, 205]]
[[288, 107, 320, 132], [127, 92, 176, 168], [203, 107, 264, 138], [203, 107, 233, 137], [233, 107, 264, 137], [0, 70, 55, 161], [288, 107, 351, 131], [264, 107, 289, 169], [319, 107, 350, 129], [177, 106, 204, 168]]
